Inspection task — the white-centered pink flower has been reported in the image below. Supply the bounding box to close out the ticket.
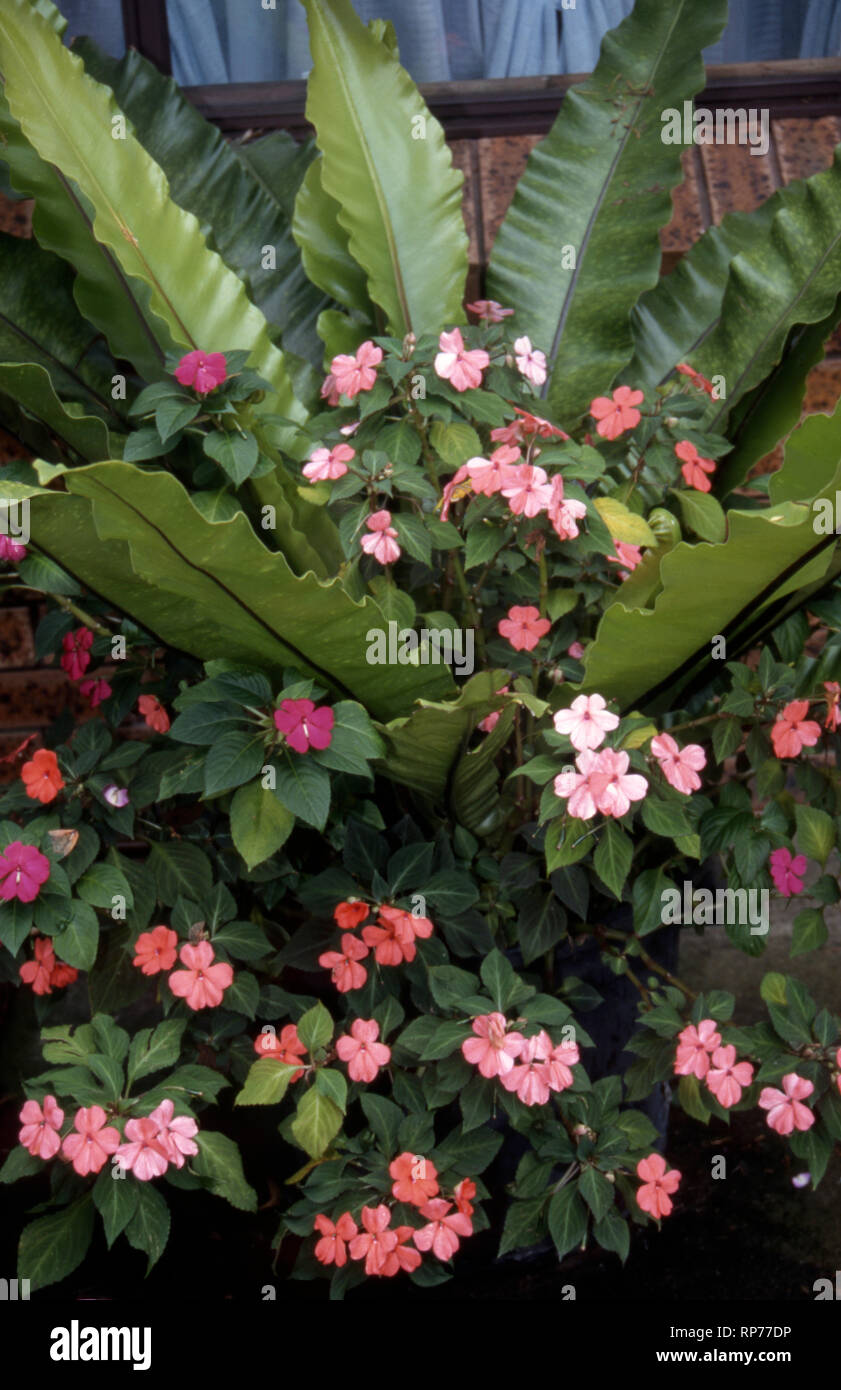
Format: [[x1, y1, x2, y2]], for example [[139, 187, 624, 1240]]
[[588, 747, 648, 817], [547, 474, 587, 540], [302, 443, 355, 483], [461, 1012, 524, 1078], [330, 340, 383, 399], [650, 732, 706, 794], [466, 445, 521, 496], [513, 336, 547, 386], [434, 328, 489, 392], [360, 509, 401, 565], [553, 693, 619, 751], [553, 749, 602, 820], [501, 463, 553, 517]]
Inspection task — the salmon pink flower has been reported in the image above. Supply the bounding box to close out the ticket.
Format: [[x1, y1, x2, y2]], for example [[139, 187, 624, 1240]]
[[274, 698, 334, 753], [434, 328, 489, 392], [608, 540, 643, 575], [138, 694, 170, 734], [0, 533, 26, 563], [501, 463, 553, 517], [314, 1212, 358, 1268], [636, 1153, 681, 1218], [117, 1117, 170, 1181], [61, 1105, 121, 1177], [331, 341, 383, 399], [302, 444, 355, 483], [675, 440, 716, 492], [513, 336, 547, 386], [454, 1177, 477, 1217], [175, 349, 227, 395], [19, 936, 58, 995], [334, 900, 369, 930], [771, 700, 821, 758], [148, 1099, 199, 1169], [133, 924, 178, 976], [381, 1225, 422, 1276], [79, 678, 112, 708], [362, 906, 433, 966], [650, 733, 706, 794], [547, 475, 587, 541], [590, 386, 644, 440], [467, 446, 521, 496], [759, 1073, 815, 1135], [706, 1045, 754, 1108], [0, 840, 50, 903], [553, 748, 603, 819], [478, 684, 509, 734], [823, 680, 841, 730], [498, 604, 551, 652], [676, 362, 715, 397], [18, 1095, 64, 1160], [335, 1018, 391, 1083], [439, 464, 472, 521], [320, 373, 341, 407], [60, 627, 93, 680], [319, 931, 369, 992], [674, 1019, 721, 1079], [553, 693, 619, 752], [545, 1036, 580, 1093], [500, 1031, 555, 1106], [253, 1023, 307, 1080], [414, 1199, 473, 1261], [168, 940, 233, 1011], [360, 509, 401, 566], [769, 847, 808, 897], [389, 1152, 440, 1205], [462, 1012, 524, 1079], [348, 1204, 398, 1274], [466, 299, 514, 322], [21, 748, 64, 804], [589, 747, 648, 817]]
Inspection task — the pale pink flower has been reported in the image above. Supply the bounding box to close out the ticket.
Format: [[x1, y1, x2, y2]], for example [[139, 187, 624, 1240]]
[[553, 693, 619, 752], [330, 341, 383, 399], [674, 1019, 721, 1079], [588, 748, 648, 817], [167, 940, 234, 1011], [498, 604, 551, 652], [466, 446, 521, 495], [414, 1198, 472, 1261], [461, 1012, 524, 1079], [590, 386, 644, 440], [61, 1105, 121, 1177], [545, 1037, 579, 1093], [513, 335, 547, 386], [335, 1019, 391, 1084], [320, 373, 341, 407], [149, 1099, 199, 1169], [117, 1116, 170, 1181], [348, 1204, 398, 1274], [650, 733, 706, 794], [174, 349, 227, 395], [466, 299, 514, 322], [547, 474, 587, 541], [568, 642, 585, 659], [501, 464, 553, 517], [302, 444, 355, 483], [500, 1031, 554, 1106], [103, 784, 130, 808], [759, 1074, 815, 1135], [434, 328, 489, 392], [19, 1095, 64, 1160], [360, 509, 401, 565], [607, 541, 643, 576], [706, 1046, 754, 1108], [636, 1153, 681, 1218], [769, 847, 808, 897], [553, 748, 603, 820]]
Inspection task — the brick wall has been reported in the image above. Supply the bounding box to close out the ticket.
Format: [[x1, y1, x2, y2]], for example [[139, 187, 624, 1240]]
[[1, 114, 840, 751]]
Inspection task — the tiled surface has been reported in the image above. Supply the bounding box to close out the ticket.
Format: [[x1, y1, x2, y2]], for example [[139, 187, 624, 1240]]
[[697, 139, 778, 220], [0, 609, 36, 669], [772, 116, 841, 184]]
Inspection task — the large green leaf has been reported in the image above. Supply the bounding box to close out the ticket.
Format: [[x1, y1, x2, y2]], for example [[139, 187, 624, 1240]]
[[292, 156, 374, 319], [486, 0, 728, 425], [302, 0, 468, 336], [0, 0, 302, 415], [379, 672, 509, 801], [0, 363, 110, 460], [6, 462, 453, 721]]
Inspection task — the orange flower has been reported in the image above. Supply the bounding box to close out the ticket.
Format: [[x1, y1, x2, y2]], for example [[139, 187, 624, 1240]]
[[138, 694, 170, 733], [133, 924, 178, 976], [21, 748, 64, 804]]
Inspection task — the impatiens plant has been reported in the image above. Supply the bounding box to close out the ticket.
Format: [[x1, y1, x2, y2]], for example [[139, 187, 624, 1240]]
[[1, 0, 841, 1296]]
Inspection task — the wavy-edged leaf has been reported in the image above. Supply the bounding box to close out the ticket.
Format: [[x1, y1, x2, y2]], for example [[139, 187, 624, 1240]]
[[379, 670, 507, 801], [292, 156, 374, 318], [486, 0, 728, 425], [0, 362, 110, 460], [302, 0, 467, 336]]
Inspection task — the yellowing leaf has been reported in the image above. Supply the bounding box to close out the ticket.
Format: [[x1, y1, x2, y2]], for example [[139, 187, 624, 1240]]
[[593, 497, 656, 546]]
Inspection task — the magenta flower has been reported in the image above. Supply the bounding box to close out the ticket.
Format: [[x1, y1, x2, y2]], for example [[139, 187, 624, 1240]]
[[434, 328, 489, 392], [0, 840, 50, 903], [553, 693, 619, 752], [360, 510, 401, 566], [0, 533, 26, 564], [330, 341, 382, 399], [174, 349, 227, 395], [79, 678, 112, 708], [769, 847, 808, 897], [302, 444, 355, 483], [274, 697, 335, 753], [60, 627, 93, 680], [759, 1073, 815, 1135], [513, 335, 547, 387], [650, 732, 706, 794]]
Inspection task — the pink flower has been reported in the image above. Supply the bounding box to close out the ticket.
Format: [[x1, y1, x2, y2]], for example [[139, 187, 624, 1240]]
[[167, 940, 234, 1011], [335, 1018, 391, 1084], [61, 1105, 121, 1177], [607, 540, 643, 575], [253, 1024, 306, 1079], [674, 1019, 721, 1079], [588, 748, 648, 817], [823, 680, 841, 731], [498, 604, 551, 652], [466, 299, 514, 322], [0, 533, 26, 564], [466, 446, 521, 496], [174, 350, 227, 395], [491, 408, 568, 446], [389, 1152, 440, 1206], [103, 784, 130, 808], [60, 627, 93, 680], [478, 685, 509, 734], [590, 386, 644, 440], [414, 1198, 472, 1261], [568, 642, 585, 659], [360, 509, 401, 566], [547, 474, 587, 541], [636, 1153, 681, 1218], [434, 328, 489, 392], [553, 748, 603, 820], [330, 341, 383, 399], [500, 1031, 554, 1106], [676, 363, 715, 398], [513, 335, 547, 387], [770, 700, 821, 759], [79, 678, 112, 708], [553, 693, 619, 752], [360, 905, 433, 968], [0, 840, 50, 903], [545, 1036, 580, 1093], [133, 924, 178, 976], [273, 698, 335, 753], [706, 1045, 754, 1108], [769, 847, 808, 897], [334, 900, 369, 930], [19, 1095, 64, 1160], [319, 931, 369, 993], [117, 1116, 170, 1181], [461, 1012, 524, 1079], [302, 444, 355, 483], [148, 1099, 199, 1169], [675, 439, 716, 493], [501, 463, 553, 517], [320, 373, 341, 407], [758, 1073, 815, 1135], [19, 936, 57, 995], [650, 733, 706, 794], [314, 1211, 358, 1268], [381, 1225, 422, 1277], [349, 1204, 398, 1275], [439, 465, 472, 522]]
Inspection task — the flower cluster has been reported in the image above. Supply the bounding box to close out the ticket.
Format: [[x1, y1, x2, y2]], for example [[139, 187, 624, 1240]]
[[461, 1013, 579, 1105], [19, 1096, 198, 1179], [133, 926, 234, 1011], [19, 935, 78, 995], [319, 900, 435, 993]]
